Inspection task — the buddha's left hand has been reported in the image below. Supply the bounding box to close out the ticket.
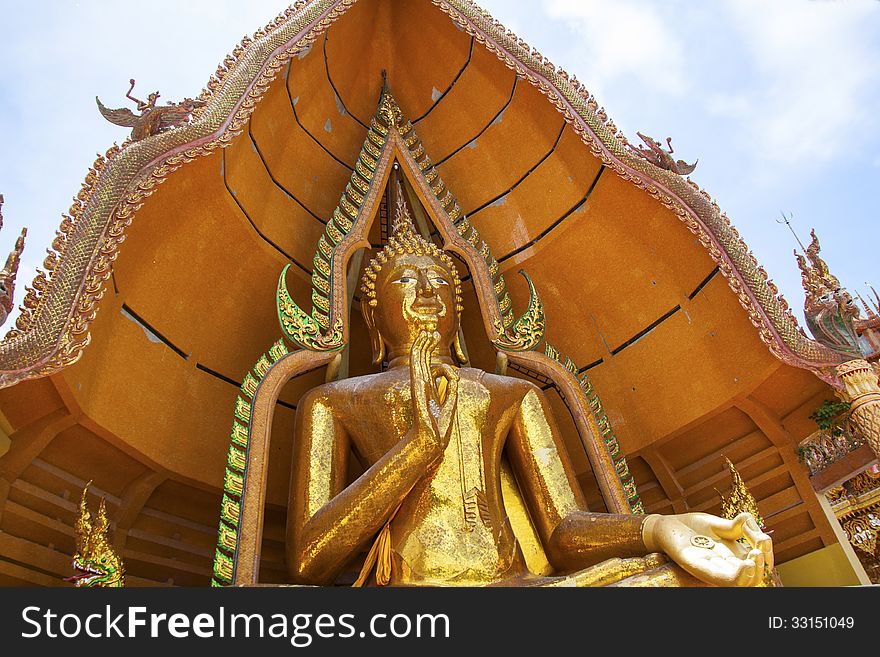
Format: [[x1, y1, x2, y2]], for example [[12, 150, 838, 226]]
[[643, 512, 773, 586]]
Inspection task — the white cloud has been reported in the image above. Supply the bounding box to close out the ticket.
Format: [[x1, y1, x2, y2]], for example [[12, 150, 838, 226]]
[[704, 93, 752, 120], [543, 0, 688, 98], [721, 0, 879, 176]]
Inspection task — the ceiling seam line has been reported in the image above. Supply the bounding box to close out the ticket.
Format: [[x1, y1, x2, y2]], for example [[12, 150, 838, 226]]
[[465, 119, 567, 219], [247, 122, 328, 225], [285, 57, 356, 172], [411, 36, 475, 125], [433, 75, 518, 167], [496, 164, 605, 264], [323, 30, 369, 129], [221, 149, 313, 275]]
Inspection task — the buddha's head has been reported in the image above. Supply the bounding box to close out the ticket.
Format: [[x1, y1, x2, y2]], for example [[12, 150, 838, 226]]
[[360, 186, 466, 366]]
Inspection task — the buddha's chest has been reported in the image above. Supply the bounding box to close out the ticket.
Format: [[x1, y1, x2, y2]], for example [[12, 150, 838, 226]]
[[346, 376, 499, 464]]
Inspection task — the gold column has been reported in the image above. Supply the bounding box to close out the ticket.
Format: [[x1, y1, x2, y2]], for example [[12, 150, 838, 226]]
[[837, 360, 880, 459]]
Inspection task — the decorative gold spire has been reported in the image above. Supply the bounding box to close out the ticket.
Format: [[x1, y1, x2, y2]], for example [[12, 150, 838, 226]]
[[74, 483, 92, 556], [794, 228, 848, 310], [794, 228, 862, 354], [716, 457, 764, 530], [856, 291, 877, 319], [389, 179, 417, 237], [863, 285, 880, 318], [715, 458, 780, 585], [377, 70, 404, 129], [804, 229, 841, 290]]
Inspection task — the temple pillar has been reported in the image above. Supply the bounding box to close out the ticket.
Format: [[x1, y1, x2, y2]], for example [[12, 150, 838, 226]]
[[837, 359, 880, 459], [815, 492, 871, 585]]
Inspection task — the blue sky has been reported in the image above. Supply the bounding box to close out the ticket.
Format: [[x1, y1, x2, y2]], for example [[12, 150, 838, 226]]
[[1, 0, 878, 333]]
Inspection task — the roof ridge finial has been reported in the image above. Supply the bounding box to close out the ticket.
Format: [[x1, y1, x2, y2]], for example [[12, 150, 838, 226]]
[[3, 226, 26, 274], [805, 228, 841, 290], [855, 290, 876, 319], [776, 211, 808, 254], [377, 72, 403, 129], [868, 283, 880, 314], [794, 226, 844, 301], [68, 480, 125, 587], [1, 195, 27, 322]]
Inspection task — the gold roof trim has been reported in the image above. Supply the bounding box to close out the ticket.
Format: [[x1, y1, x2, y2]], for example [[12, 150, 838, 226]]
[[0, 0, 848, 389]]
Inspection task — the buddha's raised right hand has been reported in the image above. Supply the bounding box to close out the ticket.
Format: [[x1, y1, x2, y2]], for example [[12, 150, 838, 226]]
[[409, 330, 459, 461]]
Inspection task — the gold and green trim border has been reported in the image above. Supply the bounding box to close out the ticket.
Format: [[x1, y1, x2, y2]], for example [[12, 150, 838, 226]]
[[542, 342, 643, 513], [213, 338, 289, 586]]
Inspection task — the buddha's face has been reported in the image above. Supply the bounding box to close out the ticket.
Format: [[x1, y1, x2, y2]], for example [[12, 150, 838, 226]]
[[373, 252, 458, 354]]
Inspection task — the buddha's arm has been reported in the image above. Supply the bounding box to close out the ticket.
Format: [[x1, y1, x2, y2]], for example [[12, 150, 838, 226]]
[[506, 386, 649, 572], [286, 388, 446, 584]]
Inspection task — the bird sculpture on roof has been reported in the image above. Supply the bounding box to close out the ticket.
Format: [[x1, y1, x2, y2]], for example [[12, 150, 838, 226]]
[[96, 78, 205, 142], [628, 131, 698, 176]]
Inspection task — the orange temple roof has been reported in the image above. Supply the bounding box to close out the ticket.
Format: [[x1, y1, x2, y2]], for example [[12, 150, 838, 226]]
[[0, 0, 862, 586]]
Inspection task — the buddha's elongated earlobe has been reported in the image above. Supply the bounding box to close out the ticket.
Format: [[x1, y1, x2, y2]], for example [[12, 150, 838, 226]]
[[453, 328, 468, 366], [452, 292, 466, 365], [362, 301, 386, 365], [370, 327, 386, 365]]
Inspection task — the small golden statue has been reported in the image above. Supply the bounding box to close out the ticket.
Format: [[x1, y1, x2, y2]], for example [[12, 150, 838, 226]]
[[717, 457, 764, 530], [285, 191, 772, 587], [67, 482, 124, 587]]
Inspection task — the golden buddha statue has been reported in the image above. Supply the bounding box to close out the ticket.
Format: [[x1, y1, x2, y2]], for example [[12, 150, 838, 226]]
[[285, 192, 773, 588]]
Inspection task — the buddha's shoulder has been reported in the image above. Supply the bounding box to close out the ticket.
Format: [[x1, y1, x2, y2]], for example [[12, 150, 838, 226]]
[[297, 367, 538, 405], [457, 368, 538, 396], [297, 371, 404, 404]]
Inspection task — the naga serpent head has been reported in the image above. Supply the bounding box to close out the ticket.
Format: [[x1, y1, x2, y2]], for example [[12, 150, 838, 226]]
[[67, 483, 124, 587]]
